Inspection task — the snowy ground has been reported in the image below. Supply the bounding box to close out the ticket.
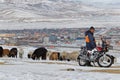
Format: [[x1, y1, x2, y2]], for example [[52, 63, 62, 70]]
[[0, 57, 120, 80], [0, 46, 120, 80]]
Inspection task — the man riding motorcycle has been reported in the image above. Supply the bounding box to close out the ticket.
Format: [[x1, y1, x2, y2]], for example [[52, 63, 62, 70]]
[[85, 26, 96, 66], [77, 27, 115, 67]]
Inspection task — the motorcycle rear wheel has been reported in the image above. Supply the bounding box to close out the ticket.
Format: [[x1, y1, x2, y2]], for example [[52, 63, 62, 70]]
[[78, 58, 87, 66]]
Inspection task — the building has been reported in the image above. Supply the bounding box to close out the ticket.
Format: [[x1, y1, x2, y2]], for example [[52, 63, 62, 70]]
[[49, 35, 57, 43], [69, 33, 78, 40], [75, 37, 85, 46], [43, 36, 49, 44]]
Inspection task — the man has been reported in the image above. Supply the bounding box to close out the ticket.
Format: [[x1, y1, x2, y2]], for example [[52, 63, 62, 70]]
[[85, 26, 96, 66], [85, 26, 96, 50]]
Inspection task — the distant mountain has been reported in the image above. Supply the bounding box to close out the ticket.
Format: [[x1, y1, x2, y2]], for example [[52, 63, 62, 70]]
[[0, 0, 119, 29], [0, 0, 102, 22]]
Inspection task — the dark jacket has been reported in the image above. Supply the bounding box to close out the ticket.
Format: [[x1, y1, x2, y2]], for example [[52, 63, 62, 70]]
[[85, 30, 96, 50]]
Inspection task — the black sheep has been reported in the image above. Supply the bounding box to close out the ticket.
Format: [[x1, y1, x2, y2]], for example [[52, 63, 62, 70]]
[[9, 48, 18, 58], [32, 47, 48, 60], [0, 46, 3, 57]]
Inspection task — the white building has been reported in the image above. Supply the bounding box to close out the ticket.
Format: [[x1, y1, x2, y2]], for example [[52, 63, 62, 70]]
[[69, 33, 77, 40], [43, 37, 49, 44]]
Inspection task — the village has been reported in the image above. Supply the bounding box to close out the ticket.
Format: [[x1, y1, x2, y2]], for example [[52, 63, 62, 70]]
[[0, 27, 119, 49]]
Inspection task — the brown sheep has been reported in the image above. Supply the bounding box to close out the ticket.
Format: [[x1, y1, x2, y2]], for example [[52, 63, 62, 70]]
[[3, 49, 10, 57], [49, 52, 60, 60]]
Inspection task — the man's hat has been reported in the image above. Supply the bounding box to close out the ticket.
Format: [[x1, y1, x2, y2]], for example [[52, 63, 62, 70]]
[[90, 26, 95, 30]]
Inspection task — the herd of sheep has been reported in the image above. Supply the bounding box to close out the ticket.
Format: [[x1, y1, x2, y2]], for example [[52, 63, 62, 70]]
[[0, 46, 79, 61]]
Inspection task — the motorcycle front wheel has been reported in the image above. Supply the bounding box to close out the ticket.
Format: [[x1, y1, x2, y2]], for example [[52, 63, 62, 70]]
[[97, 54, 113, 67]]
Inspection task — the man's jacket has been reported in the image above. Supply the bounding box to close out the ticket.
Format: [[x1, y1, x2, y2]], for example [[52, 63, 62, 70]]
[[85, 30, 96, 50]]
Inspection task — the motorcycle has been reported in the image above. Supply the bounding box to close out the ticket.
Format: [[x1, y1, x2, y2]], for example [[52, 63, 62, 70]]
[[77, 44, 115, 67]]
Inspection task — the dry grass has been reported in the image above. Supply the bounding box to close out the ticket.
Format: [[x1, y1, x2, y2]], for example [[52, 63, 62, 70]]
[[0, 62, 5, 65], [111, 66, 120, 68], [88, 69, 120, 74]]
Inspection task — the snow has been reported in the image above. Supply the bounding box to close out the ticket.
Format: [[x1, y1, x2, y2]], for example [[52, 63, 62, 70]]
[[0, 46, 119, 80], [0, 0, 119, 79], [0, 58, 120, 80]]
